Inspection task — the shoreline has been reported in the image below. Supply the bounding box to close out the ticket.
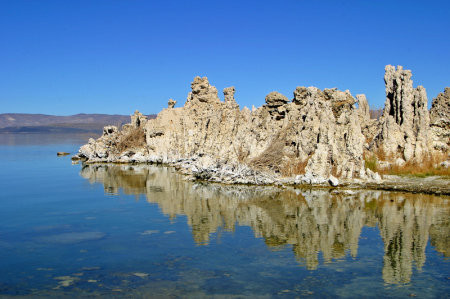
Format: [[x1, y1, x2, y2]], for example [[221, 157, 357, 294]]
[[75, 158, 450, 197], [73, 67, 450, 192]]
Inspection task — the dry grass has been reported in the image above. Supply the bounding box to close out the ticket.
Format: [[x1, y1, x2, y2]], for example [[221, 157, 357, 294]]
[[280, 158, 308, 177], [248, 126, 309, 176], [364, 153, 378, 172], [366, 149, 450, 177], [384, 153, 450, 177], [113, 126, 146, 156], [374, 146, 391, 161], [233, 142, 250, 164], [249, 130, 286, 171]]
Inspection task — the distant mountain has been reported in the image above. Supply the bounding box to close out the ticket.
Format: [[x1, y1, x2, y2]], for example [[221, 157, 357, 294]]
[[0, 123, 108, 135], [0, 113, 157, 128]]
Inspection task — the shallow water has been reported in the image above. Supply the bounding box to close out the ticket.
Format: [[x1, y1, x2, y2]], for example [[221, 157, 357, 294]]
[[1, 134, 450, 298]]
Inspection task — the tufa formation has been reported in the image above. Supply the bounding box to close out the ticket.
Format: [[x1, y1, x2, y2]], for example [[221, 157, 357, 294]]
[[76, 65, 450, 185]]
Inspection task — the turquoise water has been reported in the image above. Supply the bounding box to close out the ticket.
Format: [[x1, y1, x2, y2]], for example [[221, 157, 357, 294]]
[[1, 134, 450, 298]]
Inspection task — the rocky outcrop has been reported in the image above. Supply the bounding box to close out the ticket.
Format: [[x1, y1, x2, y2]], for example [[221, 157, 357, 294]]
[[430, 87, 450, 123], [78, 110, 147, 162], [370, 65, 432, 162], [357, 94, 379, 143], [186, 76, 221, 105], [130, 110, 148, 128], [429, 87, 450, 151], [264, 91, 289, 119], [144, 76, 366, 180], [223, 86, 239, 109], [287, 87, 366, 178], [357, 94, 370, 123], [168, 99, 177, 108], [76, 65, 449, 184]]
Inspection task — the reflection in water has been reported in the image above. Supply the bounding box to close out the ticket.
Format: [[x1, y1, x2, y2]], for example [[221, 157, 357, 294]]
[[80, 164, 450, 284]]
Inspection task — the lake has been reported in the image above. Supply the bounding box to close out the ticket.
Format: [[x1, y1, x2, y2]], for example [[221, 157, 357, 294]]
[[1, 134, 450, 298]]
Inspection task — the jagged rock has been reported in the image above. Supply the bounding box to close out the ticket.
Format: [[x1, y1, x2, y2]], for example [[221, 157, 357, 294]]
[[265, 91, 289, 107], [223, 87, 235, 103], [292, 87, 308, 105], [186, 76, 220, 104], [264, 91, 289, 119], [366, 168, 382, 182], [81, 65, 448, 182], [395, 158, 406, 167], [168, 99, 177, 108], [370, 65, 431, 162], [440, 160, 450, 169], [295, 172, 328, 185], [82, 76, 367, 180], [130, 110, 148, 128], [328, 175, 339, 187], [291, 87, 366, 178], [357, 94, 379, 142], [357, 94, 370, 123], [429, 88, 450, 151], [223, 86, 239, 109], [430, 88, 450, 123], [324, 87, 356, 119], [107, 77, 366, 180], [103, 125, 118, 136]]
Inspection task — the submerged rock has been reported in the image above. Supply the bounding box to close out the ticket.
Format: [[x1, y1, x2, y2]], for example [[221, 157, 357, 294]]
[[36, 232, 107, 244]]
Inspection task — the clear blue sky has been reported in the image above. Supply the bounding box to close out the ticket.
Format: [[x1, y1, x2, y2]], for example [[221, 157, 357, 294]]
[[1, 0, 449, 116]]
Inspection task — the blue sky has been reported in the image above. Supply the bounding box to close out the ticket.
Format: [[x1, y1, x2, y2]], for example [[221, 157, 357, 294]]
[[1, 0, 449, 116]]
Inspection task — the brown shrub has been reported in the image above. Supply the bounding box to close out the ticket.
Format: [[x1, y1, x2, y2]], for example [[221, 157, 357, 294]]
[[375, 146, 391, 161], [233, 142, 250, 164], [391, 153, 449, 177], [113, 127, 146, 156], [249, 137, 285, 171], [280, 158, 308, 177], [249, 125, 294, 172], [377, 151, 450, 177]]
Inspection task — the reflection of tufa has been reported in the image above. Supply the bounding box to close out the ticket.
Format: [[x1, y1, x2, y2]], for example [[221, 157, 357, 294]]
[[79, 164, 450, 282]]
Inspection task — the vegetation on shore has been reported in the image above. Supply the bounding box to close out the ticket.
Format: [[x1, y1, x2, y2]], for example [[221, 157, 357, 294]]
[[365, 150, 450, 178]]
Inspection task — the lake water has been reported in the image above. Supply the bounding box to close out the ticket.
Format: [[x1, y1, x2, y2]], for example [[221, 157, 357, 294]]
[[1, 134, 450, 298]]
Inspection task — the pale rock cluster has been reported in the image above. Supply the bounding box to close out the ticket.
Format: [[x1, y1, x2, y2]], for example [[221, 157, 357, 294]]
[[370, 65, 432, 162], [143, 77, 367, 183], [429, 87, 450, 151], [76, 65, 450, 185], [357, 94, 378, 144]]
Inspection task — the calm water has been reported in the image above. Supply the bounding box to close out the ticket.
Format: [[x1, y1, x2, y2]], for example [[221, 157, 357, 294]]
[[1, 134, 450, 298]]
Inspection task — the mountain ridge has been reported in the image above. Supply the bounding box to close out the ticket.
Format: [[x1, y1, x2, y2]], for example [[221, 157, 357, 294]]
[[0, 113, 157, 128]]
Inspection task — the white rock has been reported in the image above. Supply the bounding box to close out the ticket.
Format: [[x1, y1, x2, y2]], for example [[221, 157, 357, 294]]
[[328, 175, 339, 187]]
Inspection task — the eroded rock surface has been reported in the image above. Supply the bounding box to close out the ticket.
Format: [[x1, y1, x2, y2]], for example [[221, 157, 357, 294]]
[[76, 65, 449, 185], [429, 87, 450, 151], [357, 94, 379, 143], [78, 110, 147, 162], [168, 99, 177, 108], [144, 77, 366, 180], [371, 65, 432, 162]]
